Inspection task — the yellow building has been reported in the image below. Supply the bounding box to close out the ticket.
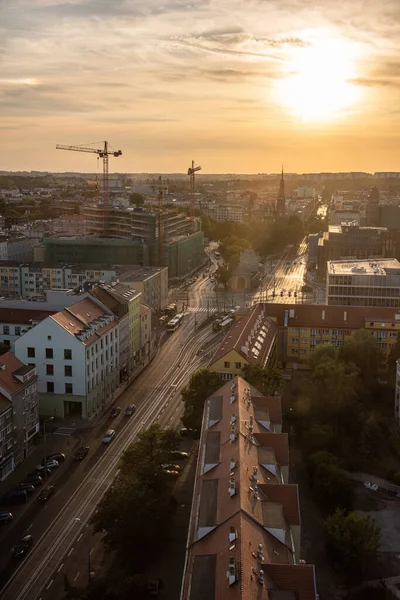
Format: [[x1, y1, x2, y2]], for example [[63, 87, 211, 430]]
[[261, 303, 400, 370], [208, 304, 278, 380]]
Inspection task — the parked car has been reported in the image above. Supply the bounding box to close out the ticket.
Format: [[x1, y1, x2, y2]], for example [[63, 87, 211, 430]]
[[161, 466, 179, 477], [170, 450, 189, 460], [26, 474, 44, 487], [3, 490, 28, 504], [36, 459, 59, 472], [102, 429, 116, 444], [38, 486, 55, 502], [0, 511, 13, 525], [109, 407, 121, 418], [161, 464, 181, 473], [19, 483, 36, 495], [180, 427, 194, 437], [12, 535, 34, 558], [74, 446, 89, 461], [125, 404, 136, 416], [45, 452, 66, 463]]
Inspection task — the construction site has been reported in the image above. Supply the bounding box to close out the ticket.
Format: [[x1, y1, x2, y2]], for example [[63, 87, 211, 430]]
[[52, 143, 205, 278]]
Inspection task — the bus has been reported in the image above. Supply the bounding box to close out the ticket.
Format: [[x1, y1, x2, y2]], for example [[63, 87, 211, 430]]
[[166, 313, 184, 332]]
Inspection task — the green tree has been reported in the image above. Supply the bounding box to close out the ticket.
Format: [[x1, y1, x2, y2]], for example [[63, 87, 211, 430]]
[[119, 424, 179, 481], [308, 343, 338, 372], [324, 509, 381, 577], [242, 364, 284, 396], [306, 450, 338, 479], [311, 463, 354, 514], [387, 331, 400, 371], [181, 369, 221, 434], [339, 330, 382, 386], [128, 192, 144, 205]]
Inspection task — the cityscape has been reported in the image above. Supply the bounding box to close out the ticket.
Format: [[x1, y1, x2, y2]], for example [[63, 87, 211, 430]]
[[2, 2, 400, 600]]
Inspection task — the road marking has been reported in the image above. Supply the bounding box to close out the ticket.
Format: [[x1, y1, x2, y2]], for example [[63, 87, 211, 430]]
[[77, 533, 83, 542], [89, 548, 94, 556], [73, 572, 80, 582], [27, 524, 33, 531], [67, 547, 74, 556], [46, 580, 53, 590], [57, 563, 64, 573]]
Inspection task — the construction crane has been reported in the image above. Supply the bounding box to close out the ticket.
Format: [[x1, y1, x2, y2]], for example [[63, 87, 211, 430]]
[[56, 141, 122, 235], [187, 160, 201, 218]]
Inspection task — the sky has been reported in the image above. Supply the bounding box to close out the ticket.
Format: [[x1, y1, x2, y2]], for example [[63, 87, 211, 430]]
[[1, 0, 400, 174]]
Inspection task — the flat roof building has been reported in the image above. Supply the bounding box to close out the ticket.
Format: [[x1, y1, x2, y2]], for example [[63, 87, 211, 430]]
[[326, 258, 400, 307]]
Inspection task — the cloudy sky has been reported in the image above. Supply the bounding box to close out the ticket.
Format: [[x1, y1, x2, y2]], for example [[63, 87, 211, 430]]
[[1, 0, 400, 173]]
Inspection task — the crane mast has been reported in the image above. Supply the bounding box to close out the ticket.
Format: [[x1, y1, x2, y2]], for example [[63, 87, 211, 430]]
[[187, 160, 201, 219], [56, 141, 122, 236]]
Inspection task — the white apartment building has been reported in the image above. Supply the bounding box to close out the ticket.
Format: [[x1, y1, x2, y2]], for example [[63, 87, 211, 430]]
[[118, 266, 168, 312], [15, 297, 119, 420], [201, 203, 243, 223], [326, 259, 400, 307]]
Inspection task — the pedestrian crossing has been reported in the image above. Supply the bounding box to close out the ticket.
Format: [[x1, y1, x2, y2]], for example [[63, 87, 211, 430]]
[[185, 306, 218, 313], [53, 427, 76, 436]]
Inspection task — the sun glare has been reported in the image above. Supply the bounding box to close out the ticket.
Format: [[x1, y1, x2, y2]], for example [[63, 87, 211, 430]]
[[277, 37, 360, 122]]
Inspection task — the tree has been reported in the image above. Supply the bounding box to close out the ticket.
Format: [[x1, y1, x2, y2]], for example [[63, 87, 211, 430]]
[[308, 343, 338, 372], [215, 263, 233, 289], [119, 424, 179, 481], [128, 192, 144, 206], [306, 450, 338, 479], [242, 364, 284, 396], [181, 369, 221, 434], [311, 462, 354, 514], [339, 330, 382, 387], [324, 509, 381, 577]]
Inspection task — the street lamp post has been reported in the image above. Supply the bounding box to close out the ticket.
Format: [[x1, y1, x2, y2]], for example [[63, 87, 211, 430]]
[[43, 417, 54, 479]]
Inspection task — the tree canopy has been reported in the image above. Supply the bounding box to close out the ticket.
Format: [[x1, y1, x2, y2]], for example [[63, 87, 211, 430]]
[[324, 509, 381, 577], [242, 364, 285, 396], [128, 192, 144, 205], [181, 369, 221, 434]]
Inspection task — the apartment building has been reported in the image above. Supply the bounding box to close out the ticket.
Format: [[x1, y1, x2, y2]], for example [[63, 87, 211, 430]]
[[0, 308, 54, 351], [201, 203, 244, 223], [140, 304, 152, 360], [209, 304, 278, 380], [118, 266, 168, 312], [90, 283, 142, 379], [317, 224, 387, 280], [0, 353, 38, 481], [261, 303, 400, 370], [181, 376, 317, 600], [15, 298, 119, 420], [326, 259, 400, 307], [0, 236, 33, 262]]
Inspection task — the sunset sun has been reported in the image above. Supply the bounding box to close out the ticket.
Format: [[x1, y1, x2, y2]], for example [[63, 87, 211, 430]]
[[278, 37, 360, 122]]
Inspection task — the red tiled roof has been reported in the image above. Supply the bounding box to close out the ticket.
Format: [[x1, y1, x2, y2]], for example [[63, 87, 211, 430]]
[[263, 563, 317, 600], [0, 308, 54, 324], [259, 483, 300, 525], [254, 433, 289, 466], [210, 305, 278, 366], [0, 352, 32, 394], [51, 298, 116, 346]]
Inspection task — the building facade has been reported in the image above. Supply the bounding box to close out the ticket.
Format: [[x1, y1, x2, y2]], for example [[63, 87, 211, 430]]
[[181, 376, 317, 600], [118, 266, 168, 312], [0, 236, 33, 262], [326, 259, 400, 307], [0, 353, 38, 481], [15, 298, 119, 420]]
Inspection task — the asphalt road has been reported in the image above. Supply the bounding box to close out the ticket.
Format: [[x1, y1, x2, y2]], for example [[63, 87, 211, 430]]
[[0, 295, 221, 600]]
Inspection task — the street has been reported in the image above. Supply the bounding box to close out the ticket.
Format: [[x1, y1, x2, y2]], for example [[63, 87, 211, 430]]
[[0, 293, 220, 600]]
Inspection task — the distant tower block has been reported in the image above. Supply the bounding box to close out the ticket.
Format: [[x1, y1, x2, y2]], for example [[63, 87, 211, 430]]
[[276, 166, 286, 219], [366, 185, 380, 227]]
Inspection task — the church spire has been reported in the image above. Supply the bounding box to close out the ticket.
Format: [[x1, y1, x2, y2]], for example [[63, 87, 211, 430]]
[[276, 165, 286, 218]]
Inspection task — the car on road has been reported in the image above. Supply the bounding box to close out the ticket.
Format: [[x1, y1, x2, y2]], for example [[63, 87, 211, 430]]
[[74, 446, 89, 461], [45, 452, 66, 463], [170, 450, 189, 460], [162, 464, 181, 472], [19, 483, 36, 495], [102, 429, 116, 444], [3, 490, 28, 504], [109, 407, 121, 418], [38, 485, 55, 502], [12, 535, 34, 558], [125, 404, 136, 416], [0, 511, 13, 525], [161, 465, 180, 476], [36, 459, 59, 472]]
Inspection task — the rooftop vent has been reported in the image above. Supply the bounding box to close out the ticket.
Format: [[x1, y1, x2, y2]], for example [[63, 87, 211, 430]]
[[231, 413, 237, 424], [258, 569, 264, 585], [227, 558, 237, 586], [229, 475, 236, 497], [230, 393, 236, 404], [230, 458, 236, 470]]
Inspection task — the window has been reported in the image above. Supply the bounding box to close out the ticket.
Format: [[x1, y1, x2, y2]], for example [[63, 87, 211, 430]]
[[235, 362, 241, 369], [45, 348, 53, 359], [14, 326, 21, 336], [47, 381, 54, 392], [65, 383, 73, 394], [224, 361, 230, 368], [3, 325, 9, 335], [65, 365, 72, 377], [47, 335, 52, 340], [220, 372, 233, 380], [3, 339, 10, 347], [64, 349, 72, 360], [27, 347, 35, 358], [46, 364, 54, 376]]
